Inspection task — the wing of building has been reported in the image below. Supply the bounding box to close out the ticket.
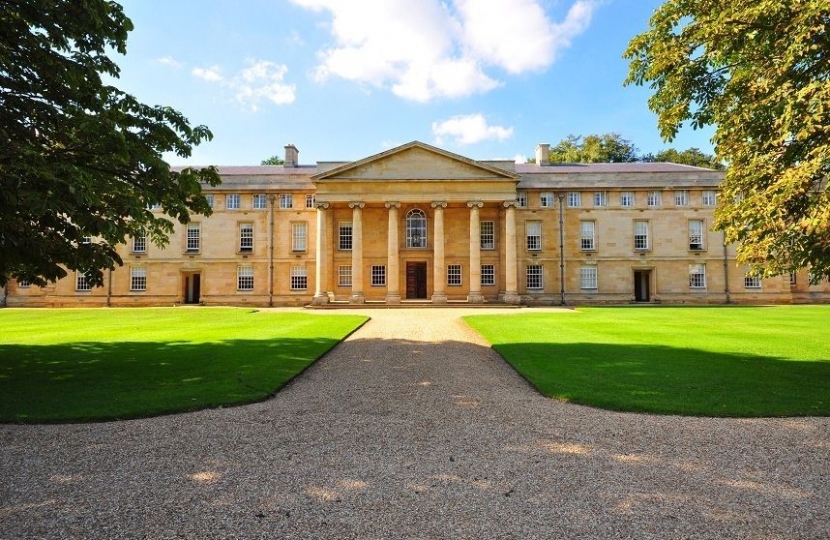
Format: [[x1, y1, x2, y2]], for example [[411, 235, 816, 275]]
[[5, 141, 829, 307]]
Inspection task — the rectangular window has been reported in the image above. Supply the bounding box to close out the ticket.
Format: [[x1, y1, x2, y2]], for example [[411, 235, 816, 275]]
[[132, 234, 146, 253], [516, 192, 528, 208], [790, 273, 797, 285], [620, 191, 634, 208], [580, 266, 598, 290], [290, 266, 307, 290], [226, 194, 240, 210], [689, 219, 705, 250], [17, 279, 31, 288], [674, 190, 689, 206], [526, 221, 542, 251], [689, 264, 706, 289], [76, 272, 91, 291], [634, 220, 649, 250], [580, 221, 596, 251], [338, 265, 352, 287], [339, 222, 353, 250], [279, 194, 293, 209], [481, 264, 495, 286], [205, 194, 214, 208], [292, 222, 307, 252], [702, 190, 717, 206], [567, 192, 581, 208], [526, 265, 543, 290], [130, 266, 147, 291], [648, 191, 662, 206], [744, 273, 761, 289], [593, 191, 607, 207], [306, 194, 316, 208], [447, 264, 462, 286], [239, 223, 254, 252], [81, 236, 92, 244], [371, 265, 386, 286], [238, 266, 254, 291], [540, 192, 554, 207], [480, 221, 495, 250], [186, 223, 200, 252], [253, 194, 268, 209]]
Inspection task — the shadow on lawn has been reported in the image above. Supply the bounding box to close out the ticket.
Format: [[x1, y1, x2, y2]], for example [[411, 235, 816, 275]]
[[493, 341, 830, 417], [0, 337, 341, 424]]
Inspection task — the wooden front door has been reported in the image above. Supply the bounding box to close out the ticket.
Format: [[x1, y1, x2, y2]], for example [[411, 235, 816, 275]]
[[406, 262, 428, 299]]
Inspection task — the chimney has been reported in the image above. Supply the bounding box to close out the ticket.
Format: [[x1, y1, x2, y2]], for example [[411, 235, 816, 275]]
[[535, 143, 550, 166], [284, 144, 299, 168]]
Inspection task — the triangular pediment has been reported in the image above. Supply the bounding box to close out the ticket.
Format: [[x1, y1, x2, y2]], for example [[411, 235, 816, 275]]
[[312, 141, 519, 182]]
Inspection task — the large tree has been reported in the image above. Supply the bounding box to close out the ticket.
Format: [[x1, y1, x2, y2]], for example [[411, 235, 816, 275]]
[[1, 0, 220, 288], [548, 133, 639, 163], [642, 147, 724, 170], [625, 0, 830, 280]]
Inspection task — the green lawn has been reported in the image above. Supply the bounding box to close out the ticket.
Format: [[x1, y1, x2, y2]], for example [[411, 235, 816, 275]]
[[0, 308, 367, 423], [465, 306, 830, 417]]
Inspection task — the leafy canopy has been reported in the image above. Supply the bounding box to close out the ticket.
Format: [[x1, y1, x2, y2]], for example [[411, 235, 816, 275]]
[[261, 155, 284, 166], [0, 0, 221, 287], [548, 133, 639, 163], [625, 0, 830, 280]]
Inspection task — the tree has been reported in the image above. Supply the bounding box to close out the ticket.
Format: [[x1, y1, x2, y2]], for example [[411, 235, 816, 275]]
[[642, 147, 724, 170], [1, 0, 220, 288], [261, 155, 284, 165], [625, 0, 830, 281], [548, 133, 639, 163]]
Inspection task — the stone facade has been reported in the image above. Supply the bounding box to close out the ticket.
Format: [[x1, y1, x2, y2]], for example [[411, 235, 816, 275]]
[[5, 141, 830, 307]]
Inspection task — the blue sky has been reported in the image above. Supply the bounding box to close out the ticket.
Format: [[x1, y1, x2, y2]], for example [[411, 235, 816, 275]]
[[114, 0, 714, 166]]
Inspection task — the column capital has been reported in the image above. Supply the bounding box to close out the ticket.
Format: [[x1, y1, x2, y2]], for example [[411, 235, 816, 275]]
[[431, 201, 447, 209], [503, 200, 518, 209], [315, 201, 330, 210], [348, 201, 365, 209], [384, 201, 401, 209], [467, 201, 484, 209]]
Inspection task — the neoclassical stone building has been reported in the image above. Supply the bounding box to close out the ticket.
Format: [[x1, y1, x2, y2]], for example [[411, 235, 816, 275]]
[[5, 141, 830, 307]]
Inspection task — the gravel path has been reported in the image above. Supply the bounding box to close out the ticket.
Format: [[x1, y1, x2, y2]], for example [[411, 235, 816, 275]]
[[1, 307, 828, 539]]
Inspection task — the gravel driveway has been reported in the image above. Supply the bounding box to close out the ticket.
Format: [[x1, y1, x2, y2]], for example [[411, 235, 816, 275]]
[[1, 307, 828, 539]]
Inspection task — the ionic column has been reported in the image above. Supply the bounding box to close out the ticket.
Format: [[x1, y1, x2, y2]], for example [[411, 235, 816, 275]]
[[349, 201, 365, 303], [312, 201, 330, 305], [467, 201, 484, 303], [503, 201, 520, 304], [431, 201, 447, 304], [385, 202, 401, 304]]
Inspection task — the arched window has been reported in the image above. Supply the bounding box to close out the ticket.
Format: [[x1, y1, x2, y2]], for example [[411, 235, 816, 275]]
[[406, 208, 427, 248]]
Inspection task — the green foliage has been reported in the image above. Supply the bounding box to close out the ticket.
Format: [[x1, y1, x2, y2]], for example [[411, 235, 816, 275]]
[[0, 1, 221, 288], [261, 155, 285, 165], [0, 308, 368, 422], [548, 133, 639, 163], [642, 147, 724, 169], [466, 307, 830, 417], [625, 0, 830, 281]]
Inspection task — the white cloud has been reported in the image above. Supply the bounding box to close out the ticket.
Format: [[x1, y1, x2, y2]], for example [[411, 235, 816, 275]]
[[156, 56, 183, 69], [192, 65, 224, 82], [432, 114, 514, 145], [291, 0, 599, 101], [191, 60, 296, 111], [514, 153, 527, 164]]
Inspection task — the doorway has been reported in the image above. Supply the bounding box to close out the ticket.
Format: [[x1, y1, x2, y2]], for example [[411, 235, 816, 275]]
[[406, 262, 428, 299], [633, 270, 650, 302], [183, 272, 201, 304]]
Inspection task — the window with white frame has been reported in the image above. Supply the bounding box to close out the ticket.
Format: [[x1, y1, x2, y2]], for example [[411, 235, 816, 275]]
[[790, 273, 797, 285], [580, 266, 598, 290], [205, 194, 214, 208], [674, 190, 689, 206], [406, 208, 427, 248], [620, 191, 634, 208], [339, 222, 353, 250], [567, 192, 581, 207], [634, 220, 649, 250], [481, 264, 495, 286], [306, 194, 315, 208], [279, 194, 293, 209], [447, 264, 462, 286], [17, 279, 31, 288], [689, 264, 706, 289], [371, 265, 386, 286], [290, 266, 307, 290], [480, 221, 495, 250], [76, 271, 92, 291], [541, 192, 554, 208], [594, 191, 607, 207], [239, 223, 254, 252], [292, 222, 307, 252], [516, 192, 528, 208], [338, 265, 352, 287], [744, 273, 761, 289], [688, 219, 705, 250], [226, 194, 240, 210], [702, 190, 717, 206], [648, 191, 662, 206], [186, 223, 200, 252], [130, 266, 147, 291], [526, 265, 543, 290], [238, 266, 254, 291], [580, 221, 596, 251], [526, 221, 542, 251], [132, 233, 146, 253], [81, 236, 91, 244], [253, 194, 268, 209]]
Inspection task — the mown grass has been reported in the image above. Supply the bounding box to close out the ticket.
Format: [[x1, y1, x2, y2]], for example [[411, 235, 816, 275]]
[[0, 308, 367, 423], [465, 306, 830, 417]]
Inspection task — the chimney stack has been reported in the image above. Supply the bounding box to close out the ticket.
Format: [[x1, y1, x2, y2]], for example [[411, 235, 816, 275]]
[[284, 144, 299, 168], [535, 143, 550, 166]]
